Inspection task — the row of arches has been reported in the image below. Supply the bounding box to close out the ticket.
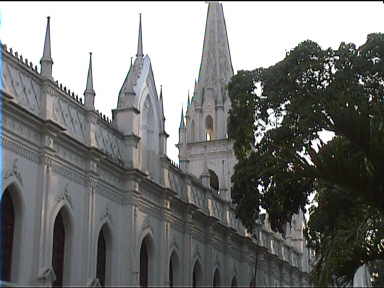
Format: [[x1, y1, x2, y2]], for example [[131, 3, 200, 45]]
[[0, 184, 256, 287], [0, 184, 113, 287]]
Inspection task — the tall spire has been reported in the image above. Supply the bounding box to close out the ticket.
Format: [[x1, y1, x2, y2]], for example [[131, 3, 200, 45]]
[[136, 13, 143, 58], [84, 52, 95, 110], [179, 107, 185, 129], [187, 90, 191, 107], [40, 16, 53, 80], [197, 2, 233, 100]]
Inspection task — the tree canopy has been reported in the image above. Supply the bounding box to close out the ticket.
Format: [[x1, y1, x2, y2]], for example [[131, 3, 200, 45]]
[[227, 33, 384, 286]]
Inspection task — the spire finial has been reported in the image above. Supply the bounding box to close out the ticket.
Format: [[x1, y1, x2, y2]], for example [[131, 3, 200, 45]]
[[136, 13, 143, 57], [84, 52, 96, 109], [187, 90, 191, 107], [179, 107, 185, 129], [40, 16, 53, 79]]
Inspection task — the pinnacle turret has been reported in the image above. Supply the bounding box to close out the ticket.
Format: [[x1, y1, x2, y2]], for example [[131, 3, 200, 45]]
[[179, 107, 185, 129], [159, 85, 165, 122], [40, 16, 53, 80], [117, 14, 145, 110], [137, 13, 143, 58], [84, 52, 95, 110]]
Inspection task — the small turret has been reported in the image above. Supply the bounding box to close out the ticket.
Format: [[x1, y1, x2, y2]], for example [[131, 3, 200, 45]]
[[179, 107, 185, 130], [40, 16, 53, 80], [159, 85, 169, 156], [159, 85, 166, 125], [84, 52, 96, 110]]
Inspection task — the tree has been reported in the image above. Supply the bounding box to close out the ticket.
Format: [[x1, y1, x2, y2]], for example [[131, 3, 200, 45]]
[[227, 33, 384, 286]]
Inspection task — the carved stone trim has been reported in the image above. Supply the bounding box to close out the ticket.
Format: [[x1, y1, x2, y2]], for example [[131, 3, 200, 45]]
[[38, 266, 56, 283], [100, 204, 112, 224], [2, 135, 40, 164], [3, 158, 23, 186], [56, 183, 73, 209], [88, 278, 101, 287], [193, 244, 201, 261]]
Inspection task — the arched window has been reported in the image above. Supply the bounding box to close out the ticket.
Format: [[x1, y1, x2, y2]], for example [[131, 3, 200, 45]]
[[213, 268, 220, 288], [96, 229, 106, 287], [205, 115, 214, 141], [0, 189, 15, 282], [190, 120, 195, 143], [169, 258, 173, 288], [140, 236, 153, 288], [141, 95, 159, 178], [169, 251, 180, 288], [52, 210, 66, 287], [96, 224, 112, 287], [192, 260, 202, 288], [231, 276, 238, 288], [208, 169, 219, 191]]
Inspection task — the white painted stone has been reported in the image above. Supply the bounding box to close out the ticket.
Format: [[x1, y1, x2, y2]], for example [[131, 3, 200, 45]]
[[0, 2, 312, 287]]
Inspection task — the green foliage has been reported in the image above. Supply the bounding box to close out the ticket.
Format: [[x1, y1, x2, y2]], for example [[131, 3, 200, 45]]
[[227, 33, 384, 286]]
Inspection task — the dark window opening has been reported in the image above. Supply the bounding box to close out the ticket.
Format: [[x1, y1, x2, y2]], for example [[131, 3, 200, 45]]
[[0, 189, 15, 282], [140, 239, 149, 288], [169, 258, 173, 288], [213, 269, 220, 288], [231, 277, 238, 288], [209, 169, 219, 191], [52, 211, 65, 287], [96, 229, 106, 287], [192, 261, 201, 288]]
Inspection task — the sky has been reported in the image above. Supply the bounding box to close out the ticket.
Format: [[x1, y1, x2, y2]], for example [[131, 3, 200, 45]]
[[1, 1, 383, 162]]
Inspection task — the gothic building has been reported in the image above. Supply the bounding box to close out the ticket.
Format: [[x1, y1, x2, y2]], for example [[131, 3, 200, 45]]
[[0, 3, 311, 287]]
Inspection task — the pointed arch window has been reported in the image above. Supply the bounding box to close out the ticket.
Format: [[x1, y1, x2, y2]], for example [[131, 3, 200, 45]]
[[140, 236, 153, 288], [140, 241, 148, 288], [190, 120, 195, 143], [205, 115, 214, 141], [0, 189, 15, 282], [192, 260, 202, 288], [213, 268, 220, 288], [208, 169, 219, 191], [96, 229, 106, 287], [52, 211, 66, 287], [169, 251, 180, 287]]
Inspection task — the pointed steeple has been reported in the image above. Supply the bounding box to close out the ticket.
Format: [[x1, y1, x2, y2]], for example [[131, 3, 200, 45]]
[[117, 14, 145, 110], [196, 2, 233, 102], [187, 90, 191, 107], [84, 52, 96, 110], [159, 85, 165, 122], [40, 16, 53, 80], [179, 107, 185, 129], [137, 13, 144, 58]]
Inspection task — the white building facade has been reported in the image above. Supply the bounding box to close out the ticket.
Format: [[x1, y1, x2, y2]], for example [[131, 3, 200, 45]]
[[0, 3, 311, 287]]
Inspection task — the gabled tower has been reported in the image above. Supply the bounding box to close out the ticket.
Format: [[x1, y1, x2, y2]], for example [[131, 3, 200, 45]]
[[112, 14, 165, 183], [179, 2, 235, 201]]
